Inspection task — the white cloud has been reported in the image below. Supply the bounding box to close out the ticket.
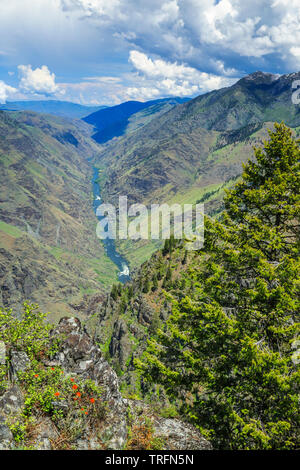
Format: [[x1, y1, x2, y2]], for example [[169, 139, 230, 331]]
[[127, 50, 236, 100], [83, 76, 122, 83], [6, 51, 237, 106], [290, 47, 300, 68], [129, 50, 195, 79], [57, 79, 127, 105], [0, 81, 17, 104], [214, 60, 238, 77], [59, 0, 300, 72], [48, 51, 237, 105], [61, 0, 123, 21], [1, 0, 300, 105], [18, 65, 59, 95]]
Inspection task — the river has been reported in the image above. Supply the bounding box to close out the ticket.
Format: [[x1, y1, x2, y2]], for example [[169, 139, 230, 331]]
[[92, 168, 130, 283]]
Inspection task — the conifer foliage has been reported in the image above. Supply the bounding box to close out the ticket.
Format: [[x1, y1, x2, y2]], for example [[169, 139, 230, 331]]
[[137, 124, 300, 449]]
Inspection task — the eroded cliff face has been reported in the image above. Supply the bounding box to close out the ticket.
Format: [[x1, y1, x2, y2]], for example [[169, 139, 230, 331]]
[[0, 111, 118, 319], [0, 316, 212, 451], [84, 245, 182, 397]]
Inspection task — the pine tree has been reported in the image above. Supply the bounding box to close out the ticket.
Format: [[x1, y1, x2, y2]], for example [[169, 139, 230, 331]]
[[110, 284, 118, 301], [143, 278, 150, 293], [127, 285, 134, 299], [169, 234, 175, 251], [149, 311, 160, 335], [165, 266, 172, 281], [152, 274, 158, 291], [137, 123, 300, 450]]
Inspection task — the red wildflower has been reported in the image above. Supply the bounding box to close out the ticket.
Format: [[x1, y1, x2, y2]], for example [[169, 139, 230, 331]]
[[70, 378, 74, 382], [34, 374, 39, 378], [90, 398, 95, 404], [54, 392, 60, 397], [72, 384, 78, 390], [76, 392, 81, 398], [85, 412, 88, 415], [51, 367, 55, 371]]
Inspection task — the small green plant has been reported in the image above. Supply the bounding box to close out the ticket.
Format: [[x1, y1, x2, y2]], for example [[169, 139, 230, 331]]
[[0, 363, 8, 395], [0, 303, 53, 360], [159, 404, 179, 419], [0, 303, 109, 449], [7, 418, 27, 443]]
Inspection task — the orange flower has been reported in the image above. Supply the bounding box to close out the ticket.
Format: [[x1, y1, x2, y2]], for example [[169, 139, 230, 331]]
[[90, 398, 95, 404], [85, 412, 88, 415], [72, 384, 78, 390], [70, 378, 74, 382], [81, 408, 84, 411], [76, 392, 81, 398], [54, 392, 60, 397], [34, 374, 39, 378], [51, 367, 55, 371]]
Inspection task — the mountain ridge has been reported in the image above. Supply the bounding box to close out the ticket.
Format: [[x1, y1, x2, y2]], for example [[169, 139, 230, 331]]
[[91, 70, 300, 267], [83, 97, 189, 144], [0, 100, 106, 119], [0, 110, 117, 319]]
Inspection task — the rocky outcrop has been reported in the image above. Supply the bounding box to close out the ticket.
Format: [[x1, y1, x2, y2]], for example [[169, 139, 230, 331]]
[[49, 317, 128, 450], [0, 110, 112, 320], [109, 319, 132, 369], [0, 385, 25, 450], [0, 385, 24, 417], [154, 418, 212, 450], [132, 296, 154, 325], [127, 400, 212, 451], [10, 351, 31, 381], [0, 316, 212, 451]]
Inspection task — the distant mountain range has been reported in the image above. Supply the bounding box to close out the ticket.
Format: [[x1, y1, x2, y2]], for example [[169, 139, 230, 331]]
[[1, 71, 300, 308], [0, 98, 189, 135], [95, 71, 300, 205], [92, 71, 300, 266], [0, 110, 117, 319], [0, 100, 106, 119], [0, 96, 190, 315], [83, 97, 190, 144]]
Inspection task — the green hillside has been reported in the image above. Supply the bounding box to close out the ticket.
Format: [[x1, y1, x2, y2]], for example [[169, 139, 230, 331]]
[[92, 71, 300, 268], [84, 97, 189, 144], [0, 110, 118, 320], [87, 124, 300, 449]]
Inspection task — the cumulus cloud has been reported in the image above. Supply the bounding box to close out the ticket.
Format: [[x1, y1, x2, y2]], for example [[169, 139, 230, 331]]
[[18, 65, 59, 95], [54, 51, 237, 105], [60, 0, 300, 73], [0, 81, 17, 104], [1, 0, 300, 105], [127, 50, 236, 100]]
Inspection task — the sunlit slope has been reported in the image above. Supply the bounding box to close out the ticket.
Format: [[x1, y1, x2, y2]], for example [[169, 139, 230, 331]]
[[0, 110, 118, 318], [93, 71, 300, 268]]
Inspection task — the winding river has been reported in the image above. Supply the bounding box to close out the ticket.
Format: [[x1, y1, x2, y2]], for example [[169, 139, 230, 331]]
[[92, 168, 130, 283]]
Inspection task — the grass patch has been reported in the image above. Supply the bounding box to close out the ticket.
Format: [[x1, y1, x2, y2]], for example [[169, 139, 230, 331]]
[[0, 221, 23, 238]]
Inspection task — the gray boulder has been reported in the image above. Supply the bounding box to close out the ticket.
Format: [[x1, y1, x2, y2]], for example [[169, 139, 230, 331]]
[[10, 350, 30, 381]]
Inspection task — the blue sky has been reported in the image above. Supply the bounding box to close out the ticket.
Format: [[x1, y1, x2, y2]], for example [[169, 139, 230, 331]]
[[0, 0, 300, 105]]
